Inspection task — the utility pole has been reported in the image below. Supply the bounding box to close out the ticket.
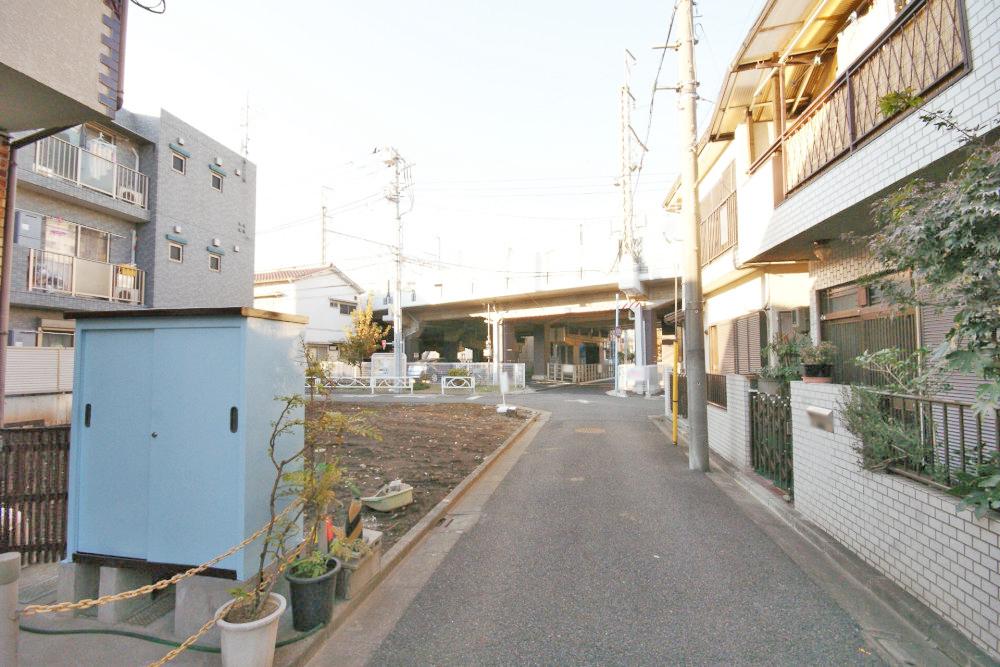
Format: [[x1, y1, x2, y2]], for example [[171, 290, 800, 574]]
[[677, 0, 709, 471], [381, 147, 412, 380], [320, 204, 327, 265], [619, 49, 637, 265]]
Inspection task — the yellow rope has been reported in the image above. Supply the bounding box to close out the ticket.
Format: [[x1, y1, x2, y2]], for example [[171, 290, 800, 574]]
[[20, 499, 303, 617], [149, 538, 310, 666]]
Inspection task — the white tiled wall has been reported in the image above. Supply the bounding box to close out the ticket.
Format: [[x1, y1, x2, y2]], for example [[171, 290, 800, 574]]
[[791, 381, 1000, 659]]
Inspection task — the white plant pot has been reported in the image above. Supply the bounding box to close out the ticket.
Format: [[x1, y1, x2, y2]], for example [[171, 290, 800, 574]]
[[216, 593, 286, 667]]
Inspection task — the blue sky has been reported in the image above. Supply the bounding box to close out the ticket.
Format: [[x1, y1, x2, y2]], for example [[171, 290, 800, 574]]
[[124, 1, 764, 284]]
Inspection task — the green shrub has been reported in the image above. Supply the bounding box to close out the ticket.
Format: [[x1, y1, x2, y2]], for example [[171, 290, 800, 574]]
[[447, 368, 470, 377]]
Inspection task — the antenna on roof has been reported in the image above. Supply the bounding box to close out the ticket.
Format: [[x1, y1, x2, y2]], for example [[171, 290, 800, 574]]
[[240, 92, 250, 164]]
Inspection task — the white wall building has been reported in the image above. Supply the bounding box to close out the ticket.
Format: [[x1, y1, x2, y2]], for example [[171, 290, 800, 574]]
[[253, 264, 362, 360]]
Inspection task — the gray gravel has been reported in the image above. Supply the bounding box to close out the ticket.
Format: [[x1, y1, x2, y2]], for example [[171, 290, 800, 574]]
[[364, 384, 880, 666]]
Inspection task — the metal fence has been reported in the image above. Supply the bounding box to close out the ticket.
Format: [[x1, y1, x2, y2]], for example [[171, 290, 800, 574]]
[[34, 135, 149, 208], [872, 392, 1000, 489], [706, 373, 727, 409], [750, 391, 793, 493], [780, 0, 967, 193], [323, 362, 526, 388], [547, 363, 614, 383], [0, 426, 70, 564]]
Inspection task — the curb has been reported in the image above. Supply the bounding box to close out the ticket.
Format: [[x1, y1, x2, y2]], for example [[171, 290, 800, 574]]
[[290, 408, 544, 666], [648, 415, 995, 667]]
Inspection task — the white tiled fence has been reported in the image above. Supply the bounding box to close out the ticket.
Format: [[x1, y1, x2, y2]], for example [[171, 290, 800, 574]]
[[791, 382, 1000, 660]]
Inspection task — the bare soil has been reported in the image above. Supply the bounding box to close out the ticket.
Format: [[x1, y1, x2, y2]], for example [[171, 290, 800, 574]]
[[306, 401, 527, 550]]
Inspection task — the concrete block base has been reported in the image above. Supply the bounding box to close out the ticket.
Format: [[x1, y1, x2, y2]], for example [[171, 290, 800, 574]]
[[56, 562, 99, 615], [97, 566, 153, 624], [173, 574, 235, 643]]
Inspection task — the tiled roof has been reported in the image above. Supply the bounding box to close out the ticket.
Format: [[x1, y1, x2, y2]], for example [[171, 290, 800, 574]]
[[253, 264, 363, 292]]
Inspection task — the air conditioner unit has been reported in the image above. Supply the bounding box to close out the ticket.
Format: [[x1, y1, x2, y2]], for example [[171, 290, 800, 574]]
[[119, 188, 141, 204]]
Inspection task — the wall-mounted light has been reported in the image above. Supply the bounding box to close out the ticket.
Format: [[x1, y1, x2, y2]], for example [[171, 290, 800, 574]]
[[212, 238, 221, 247], [812, 239, 833, 261], [173, 225, 182, 234], [177, 137, 185, 145], [215, 157, 223, 166], [234, 245, 240, 253], [234, 168, 242, 177]]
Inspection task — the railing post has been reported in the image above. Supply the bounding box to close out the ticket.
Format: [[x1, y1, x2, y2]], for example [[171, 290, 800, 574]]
[[0, 551, 19, 667]]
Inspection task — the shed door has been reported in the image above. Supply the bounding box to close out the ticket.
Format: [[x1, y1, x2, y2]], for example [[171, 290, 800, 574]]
[[146, 327, 242, 569], [76, 329, 154, 558]]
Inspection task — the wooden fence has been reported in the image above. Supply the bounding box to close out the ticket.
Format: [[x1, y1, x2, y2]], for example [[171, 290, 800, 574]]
[[0, 426, 70, 564]]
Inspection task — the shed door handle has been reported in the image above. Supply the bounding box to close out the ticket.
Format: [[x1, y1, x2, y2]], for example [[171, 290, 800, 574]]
[[84, 404, 92, 427], [230, 407, 238, 433]]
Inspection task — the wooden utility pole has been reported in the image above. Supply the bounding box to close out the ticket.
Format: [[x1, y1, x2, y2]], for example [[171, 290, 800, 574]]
[[677, 0, 709, 471]]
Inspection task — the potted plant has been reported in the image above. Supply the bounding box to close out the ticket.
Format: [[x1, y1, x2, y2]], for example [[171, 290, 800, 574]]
[[285, 550, 342, 631], [217, 396, 308, 667], [330, 536, 379, 600], [282, 402, 380, 630], [283, 457, 345, 631], [757, 364, 800, 395], [800, 341, 837, 383]]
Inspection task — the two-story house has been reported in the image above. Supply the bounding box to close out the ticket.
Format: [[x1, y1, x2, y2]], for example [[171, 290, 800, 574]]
[[665, 0, 1000, 659], [670, 0, 996, 396], [253, 264, 362, 361]]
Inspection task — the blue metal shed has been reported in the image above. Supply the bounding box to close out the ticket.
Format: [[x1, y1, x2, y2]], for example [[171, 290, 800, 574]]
[[65, 308, 307, 580]]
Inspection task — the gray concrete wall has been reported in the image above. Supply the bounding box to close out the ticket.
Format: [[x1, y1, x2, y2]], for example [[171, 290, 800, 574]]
[[141, 109, 256, 308]]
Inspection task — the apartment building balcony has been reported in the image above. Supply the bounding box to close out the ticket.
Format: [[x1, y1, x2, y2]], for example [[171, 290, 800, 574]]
[[24, 248, 145, 307], [775, 0, 968, 195], [739, 0, 984, 263], [28, 135, 150, 212]]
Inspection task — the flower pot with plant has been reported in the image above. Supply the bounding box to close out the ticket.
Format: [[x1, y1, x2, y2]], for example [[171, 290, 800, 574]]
[[285, 551, 342, 631], [217, 396, 310, 667], [756, 364, 800, 395], [283, 399, 381, 630], [331, 535, 379, 600], [759, 334, 806, 393], [800, 341, 837, 383]]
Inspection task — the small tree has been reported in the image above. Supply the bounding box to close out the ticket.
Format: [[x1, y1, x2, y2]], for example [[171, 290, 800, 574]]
[[863, 90, 1000, 413], [340, 295, 390, 367]]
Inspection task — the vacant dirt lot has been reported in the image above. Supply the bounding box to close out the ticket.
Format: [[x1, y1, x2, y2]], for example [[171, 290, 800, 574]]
[[306, 401, 527, 549]]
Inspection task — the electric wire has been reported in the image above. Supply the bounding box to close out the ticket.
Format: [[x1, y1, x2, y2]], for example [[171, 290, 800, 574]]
[[629, 1, 680, 212]]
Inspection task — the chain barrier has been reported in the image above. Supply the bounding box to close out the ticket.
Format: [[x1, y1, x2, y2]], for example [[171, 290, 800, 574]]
[[20, 498, 303, 618], [149, 537, 310, 666]]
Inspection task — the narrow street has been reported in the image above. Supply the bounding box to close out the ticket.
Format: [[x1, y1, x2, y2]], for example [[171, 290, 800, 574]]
[[311, 385, 878, 666]]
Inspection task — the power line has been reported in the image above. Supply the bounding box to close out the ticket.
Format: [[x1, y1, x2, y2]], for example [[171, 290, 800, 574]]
[[631, 1, 680, 211]]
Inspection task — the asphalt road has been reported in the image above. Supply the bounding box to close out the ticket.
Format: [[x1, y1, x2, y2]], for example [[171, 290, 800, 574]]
[[325, 384, 879, 666]]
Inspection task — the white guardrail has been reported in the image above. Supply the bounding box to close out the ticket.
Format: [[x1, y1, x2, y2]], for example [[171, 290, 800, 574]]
[[440, 376, 476, 394], [308, 376, 413, 394]]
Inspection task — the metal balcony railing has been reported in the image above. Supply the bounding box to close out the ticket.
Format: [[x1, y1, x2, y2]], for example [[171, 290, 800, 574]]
[[33, 136, 149, 209], [28, 249, 145, 305], [753, 0, 969, 196]]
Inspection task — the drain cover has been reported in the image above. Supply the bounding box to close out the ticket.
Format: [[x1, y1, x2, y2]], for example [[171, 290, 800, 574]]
[[574, 427, 605, 434]]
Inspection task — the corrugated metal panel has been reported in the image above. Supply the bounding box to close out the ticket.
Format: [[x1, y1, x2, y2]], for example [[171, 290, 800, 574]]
[[5, 348, 74, 395], [920, 305, 981, 406]]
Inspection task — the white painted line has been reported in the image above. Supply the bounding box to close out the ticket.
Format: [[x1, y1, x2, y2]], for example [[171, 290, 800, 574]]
[[566, 399, 592, 404], [466, 395, 483, 401]]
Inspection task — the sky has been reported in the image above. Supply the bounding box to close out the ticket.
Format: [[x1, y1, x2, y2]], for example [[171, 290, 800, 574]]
[[123, 1, 764, 296]]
